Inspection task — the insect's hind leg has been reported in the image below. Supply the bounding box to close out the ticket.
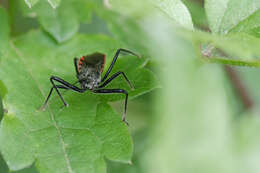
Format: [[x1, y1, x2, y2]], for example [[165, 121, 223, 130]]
[[93, 88, 129, 125]]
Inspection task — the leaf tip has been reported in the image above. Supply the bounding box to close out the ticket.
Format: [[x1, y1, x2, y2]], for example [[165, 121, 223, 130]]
[[25, 1, 32, 8], [47, 0, 60, 9]]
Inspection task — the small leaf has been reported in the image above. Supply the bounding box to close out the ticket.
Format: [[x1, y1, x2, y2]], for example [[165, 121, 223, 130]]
[[0, 31, 157, 173], [24, 0, 93, 43], [185, 30, 260, 67], [230, 11, 260, 38], [205, 0, 260, 34], [0, 115, 35, 171], [33, 0, 79, 42], [154, 0, 194, 30]]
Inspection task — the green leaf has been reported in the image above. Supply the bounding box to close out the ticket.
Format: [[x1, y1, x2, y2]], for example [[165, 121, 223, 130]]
[[198, 31, 260, 59], [205, 0, 260, 34], [141, 26, 260, 173], [0, 7, 9, 59], [142, 31, 235, 173], [0, 31, 157, 172], [98, 10, 150, 55], [72, 0, 93, 23], [0, 153, 8, 173], [25, 0, 93, 42], [184, 29, 260, 67], [93, 0, 151, 54], [230, 10, 260, 37], [108, 0, 193, 30], [0, 115, 35, 171], [96, 0, 193, 56], [154, 0, 194, 30], [231, 114, 260, 172], [32, 0, 79, 42], [109, 0, 149, 15]]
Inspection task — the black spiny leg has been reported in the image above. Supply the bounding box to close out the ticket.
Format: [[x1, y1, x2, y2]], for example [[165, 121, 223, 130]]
[[41, 85, 68, 110], [93, 89, 129, 125], [41, 76, 86, 110], [98, 71, 134, 89], [102, 48, 140, 82]]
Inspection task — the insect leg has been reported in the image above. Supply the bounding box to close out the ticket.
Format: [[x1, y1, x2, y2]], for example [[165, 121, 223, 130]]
[[48, 76, 85, 107], [98, 71, 134, 89], [93, 89, 129, 125], [74, 57, 79, 76], [102, 48, 140, 82], [41, 85, 68, 110], [51, 76, 85, 92]]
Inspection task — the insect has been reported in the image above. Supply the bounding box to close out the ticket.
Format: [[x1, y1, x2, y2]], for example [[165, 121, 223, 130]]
[[41, 48, 140, 125]]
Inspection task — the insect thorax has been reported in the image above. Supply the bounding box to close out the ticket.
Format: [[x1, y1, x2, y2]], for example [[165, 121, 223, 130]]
[[78, 66, 101, 90]]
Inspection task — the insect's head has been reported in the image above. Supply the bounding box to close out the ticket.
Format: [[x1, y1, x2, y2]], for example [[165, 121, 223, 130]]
[[78, 66, 101, 90]]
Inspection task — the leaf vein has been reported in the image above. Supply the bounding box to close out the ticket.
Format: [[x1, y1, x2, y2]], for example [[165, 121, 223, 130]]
[[10, 41, 74, 173]]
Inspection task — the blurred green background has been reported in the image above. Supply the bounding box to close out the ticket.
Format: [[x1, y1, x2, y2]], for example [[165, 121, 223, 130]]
[[1, 0, 260, 172]]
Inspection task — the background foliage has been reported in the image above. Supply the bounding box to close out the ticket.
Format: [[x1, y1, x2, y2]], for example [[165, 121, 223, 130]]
[[1, 0, 260, 173]]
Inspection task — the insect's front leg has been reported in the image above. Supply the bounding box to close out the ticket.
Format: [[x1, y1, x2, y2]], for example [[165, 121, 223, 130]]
[[49, 76, 70, 107], [41, 76, 86, 110], [74, 57, 79, 76], [41, 85, 69, 110], [102, 48, 140, 82]]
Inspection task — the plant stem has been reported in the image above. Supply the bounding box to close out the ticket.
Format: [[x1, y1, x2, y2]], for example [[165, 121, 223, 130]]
[[195, 0, 255, 111], [224, 66, 254, 110], [203, 56, 260, 67]]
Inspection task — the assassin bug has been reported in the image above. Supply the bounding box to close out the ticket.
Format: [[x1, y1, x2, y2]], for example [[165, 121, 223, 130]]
[[41, 48, 140, 125]]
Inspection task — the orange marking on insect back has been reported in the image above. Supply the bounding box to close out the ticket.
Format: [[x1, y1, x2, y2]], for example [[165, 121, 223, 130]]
[[78, 56, 85, 72]]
